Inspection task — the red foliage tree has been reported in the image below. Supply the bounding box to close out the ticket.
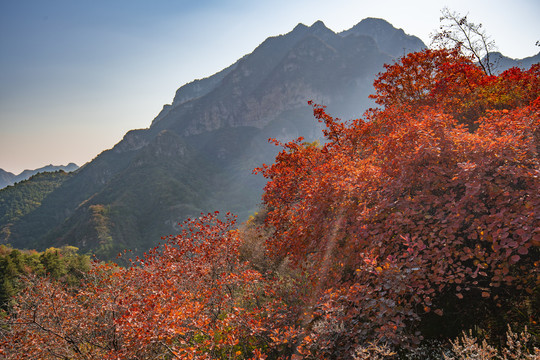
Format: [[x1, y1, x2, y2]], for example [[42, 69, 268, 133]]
[[257, 49, 539, 357], [1, 213, 297, 359]]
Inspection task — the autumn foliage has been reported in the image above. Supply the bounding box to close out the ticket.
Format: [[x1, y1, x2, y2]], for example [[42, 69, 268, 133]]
[[256, 48, 539, 356], [1, 214, 282, 359], [1, 48, 539, 358]]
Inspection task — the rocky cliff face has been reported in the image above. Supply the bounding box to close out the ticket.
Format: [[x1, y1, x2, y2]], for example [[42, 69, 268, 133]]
[[3, 18, 428, 258], [112, 129, 149, 153], [149, 19, 410, 138]]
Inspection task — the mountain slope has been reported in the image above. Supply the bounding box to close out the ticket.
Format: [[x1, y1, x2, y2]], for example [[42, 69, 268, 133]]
[[2, 19, 428, 258], [0, 171, 72, 241]]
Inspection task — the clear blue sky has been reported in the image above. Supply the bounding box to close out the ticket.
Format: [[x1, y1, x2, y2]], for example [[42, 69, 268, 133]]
[[1, 0, 538, 174]]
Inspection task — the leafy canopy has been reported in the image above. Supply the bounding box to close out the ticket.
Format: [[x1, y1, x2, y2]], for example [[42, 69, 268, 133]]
[[257, 48, 539, 355]]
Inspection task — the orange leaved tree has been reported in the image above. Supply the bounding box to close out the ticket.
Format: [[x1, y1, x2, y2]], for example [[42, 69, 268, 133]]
[[1, 213, 297, 359], [256, 49, 539, 357]]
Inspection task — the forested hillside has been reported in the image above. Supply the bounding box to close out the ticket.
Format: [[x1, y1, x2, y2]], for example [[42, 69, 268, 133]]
[[0, 171, 72, 240], [1, 42, 538, 358]]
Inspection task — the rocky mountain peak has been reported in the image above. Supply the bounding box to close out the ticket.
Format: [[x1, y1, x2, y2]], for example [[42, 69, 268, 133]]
[[340, 17, 425, 58], [351, 17, 396, 32], [310, 20, 328, 30], [292, 23, 309, 32], [307, 20, 336, 42]]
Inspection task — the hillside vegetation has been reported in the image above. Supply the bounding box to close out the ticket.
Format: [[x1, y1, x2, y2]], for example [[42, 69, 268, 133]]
[[0, 171, 72, 241]]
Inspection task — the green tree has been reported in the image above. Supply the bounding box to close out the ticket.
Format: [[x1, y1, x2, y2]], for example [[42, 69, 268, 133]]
[[0, 255, 17, 311]]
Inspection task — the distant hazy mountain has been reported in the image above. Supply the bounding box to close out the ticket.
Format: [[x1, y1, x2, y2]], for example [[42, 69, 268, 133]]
[[0, 18, 467, 258], [0, 163, 78, 189], [487, 51, 540, 73], [0, 170, 16, 190]]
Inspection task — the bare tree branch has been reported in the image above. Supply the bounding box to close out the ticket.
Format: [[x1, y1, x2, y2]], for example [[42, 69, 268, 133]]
[[431, 7, 497, 75]]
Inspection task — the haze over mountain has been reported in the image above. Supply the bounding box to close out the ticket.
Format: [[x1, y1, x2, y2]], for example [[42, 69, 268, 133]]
[[1, 18, 535, 259], [0, 163, 78, 189]]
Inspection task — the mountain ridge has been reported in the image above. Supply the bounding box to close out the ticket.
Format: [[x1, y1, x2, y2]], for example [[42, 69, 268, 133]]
[[486, 51, 540, 73], [0, 163, 79, 189]]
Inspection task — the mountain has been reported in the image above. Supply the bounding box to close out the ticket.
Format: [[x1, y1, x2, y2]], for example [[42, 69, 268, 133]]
[[1, 18, 429, 258], [487, 51, 540, 73], [340, 17, 426, 58], [0, 163, 79, 189], [0, 170, 15, 190]]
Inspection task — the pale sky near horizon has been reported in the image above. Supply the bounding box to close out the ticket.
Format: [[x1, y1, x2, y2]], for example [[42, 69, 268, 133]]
[[1, 0, 538, 174]]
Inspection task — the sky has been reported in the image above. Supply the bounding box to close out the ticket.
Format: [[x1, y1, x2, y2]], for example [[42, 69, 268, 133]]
[[1, 0, 538, 174]]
